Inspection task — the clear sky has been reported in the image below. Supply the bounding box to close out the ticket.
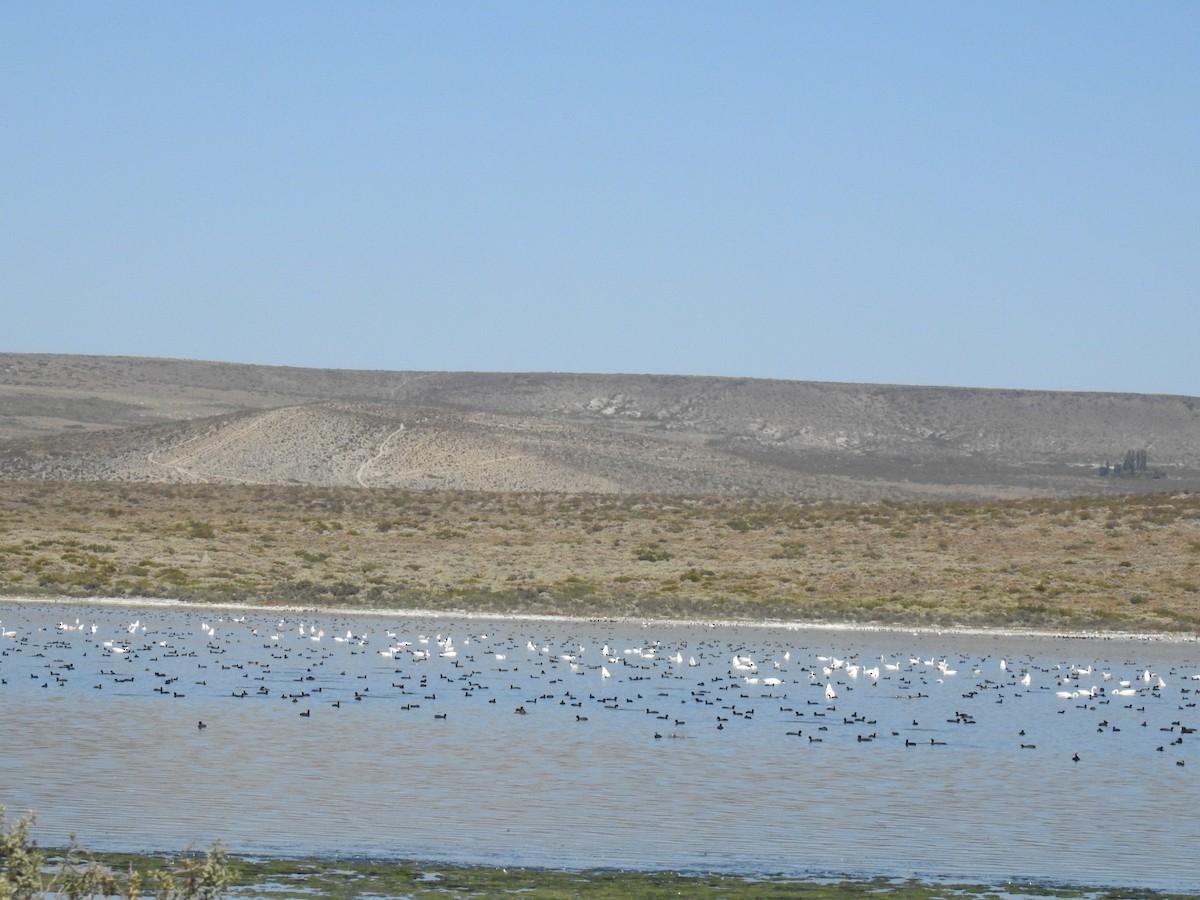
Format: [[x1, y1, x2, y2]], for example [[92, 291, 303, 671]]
[[2, 3, 1197, 395]]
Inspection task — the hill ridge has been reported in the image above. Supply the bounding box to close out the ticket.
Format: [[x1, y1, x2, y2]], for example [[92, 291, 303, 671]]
[[2, 353, 1198, 499]]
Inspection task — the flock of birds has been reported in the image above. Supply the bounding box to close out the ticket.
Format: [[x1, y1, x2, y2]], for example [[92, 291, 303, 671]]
[[1, 604, 1198, 773]]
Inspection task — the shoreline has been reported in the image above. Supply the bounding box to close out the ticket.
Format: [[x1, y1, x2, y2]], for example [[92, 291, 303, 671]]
[[4, 592, 1196, 644], [30, 847, 1196, 900]]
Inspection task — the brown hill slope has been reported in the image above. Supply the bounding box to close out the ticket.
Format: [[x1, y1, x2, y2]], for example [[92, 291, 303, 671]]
[[2, 353, 1198, 499]]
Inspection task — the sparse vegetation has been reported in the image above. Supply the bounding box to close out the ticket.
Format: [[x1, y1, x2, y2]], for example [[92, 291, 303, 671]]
[[185, 521, 215, 539], [1, 481, 1198, 631]]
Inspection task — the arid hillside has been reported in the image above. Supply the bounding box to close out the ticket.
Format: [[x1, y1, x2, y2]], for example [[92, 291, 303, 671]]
[[2, 353, 1198, 500]]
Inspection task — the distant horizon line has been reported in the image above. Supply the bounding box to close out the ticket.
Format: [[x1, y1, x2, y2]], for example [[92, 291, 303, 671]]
[[2, 350, 1195, 400]]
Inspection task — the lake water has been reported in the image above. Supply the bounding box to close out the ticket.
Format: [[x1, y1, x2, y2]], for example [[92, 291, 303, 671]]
[[1, 599, 1197, 891]]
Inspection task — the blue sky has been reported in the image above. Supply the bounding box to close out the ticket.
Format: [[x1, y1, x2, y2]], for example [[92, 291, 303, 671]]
[[3, 3, 1197, 395]]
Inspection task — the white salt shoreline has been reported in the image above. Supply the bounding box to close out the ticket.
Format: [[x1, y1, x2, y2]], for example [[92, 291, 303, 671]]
[[3, 592, 1196, 644]]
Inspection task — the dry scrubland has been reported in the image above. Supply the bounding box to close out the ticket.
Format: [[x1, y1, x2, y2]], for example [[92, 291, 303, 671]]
[[2, 481, 1199, 633]]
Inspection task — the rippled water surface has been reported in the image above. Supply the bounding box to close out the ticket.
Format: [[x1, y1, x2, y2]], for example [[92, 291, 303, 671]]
[[1, 600, 1197, 891]]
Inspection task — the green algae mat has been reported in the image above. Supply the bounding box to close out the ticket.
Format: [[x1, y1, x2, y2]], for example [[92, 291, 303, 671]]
[[63, 853, 1200, 899]]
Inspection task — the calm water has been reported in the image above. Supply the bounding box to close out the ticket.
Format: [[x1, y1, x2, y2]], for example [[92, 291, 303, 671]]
[[1, 599, 1197, 891]]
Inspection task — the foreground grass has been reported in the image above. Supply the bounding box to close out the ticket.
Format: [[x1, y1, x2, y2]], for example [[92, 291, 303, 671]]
[[39, 852, 1200, 900], [1, 481, 1199, 632]]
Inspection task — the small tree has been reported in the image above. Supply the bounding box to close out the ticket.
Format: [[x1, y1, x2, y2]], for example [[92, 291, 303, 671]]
[[1117, 449, 1149, 476]]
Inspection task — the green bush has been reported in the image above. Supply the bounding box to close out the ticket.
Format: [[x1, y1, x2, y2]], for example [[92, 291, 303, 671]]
[[0, 809, 229, 899], [634, 546, 672, 562]]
